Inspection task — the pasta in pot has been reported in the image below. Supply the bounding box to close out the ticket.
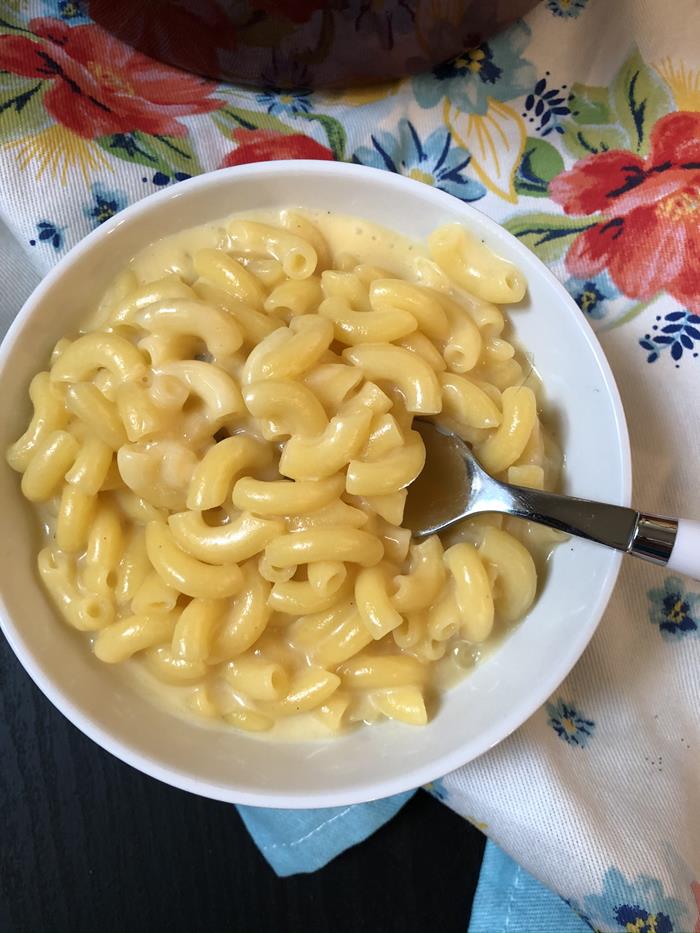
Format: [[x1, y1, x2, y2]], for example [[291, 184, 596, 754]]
[[6, 209, 562, 738]]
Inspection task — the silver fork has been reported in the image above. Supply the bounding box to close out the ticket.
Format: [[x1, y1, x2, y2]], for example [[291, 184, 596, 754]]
[[404, 421, 700, 580]]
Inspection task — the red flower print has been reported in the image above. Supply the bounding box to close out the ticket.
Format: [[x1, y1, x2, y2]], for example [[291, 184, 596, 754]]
[[0, 17, 223, 139], [692, 880, 700, 933], [550, 111, 700, 310], [220, 128, 335, 166]]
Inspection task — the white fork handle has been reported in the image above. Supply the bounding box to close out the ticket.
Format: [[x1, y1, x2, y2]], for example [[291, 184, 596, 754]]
[[667, 520, 700, 580]]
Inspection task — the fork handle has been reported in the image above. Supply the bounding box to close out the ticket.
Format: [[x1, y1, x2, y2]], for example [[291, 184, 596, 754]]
[[496, 484, 700, 581], [601, 513, 700, 580], [663, 519, 700, 578]]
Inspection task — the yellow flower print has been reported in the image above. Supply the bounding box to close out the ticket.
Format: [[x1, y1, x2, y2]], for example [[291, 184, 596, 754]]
[[656, 59, 700, 111], [320, 81, 401, 108], [5, 124, 110, 185]]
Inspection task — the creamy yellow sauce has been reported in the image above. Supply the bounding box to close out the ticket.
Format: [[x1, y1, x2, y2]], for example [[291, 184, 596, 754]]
[[113, 209, 558, 739], [130, 209, 431, 287], [125, 210, 443, 740], [16, 207, 565, 742]]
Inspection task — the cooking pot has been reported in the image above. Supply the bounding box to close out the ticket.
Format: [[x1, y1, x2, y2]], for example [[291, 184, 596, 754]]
[[89, 0, 541, 89]]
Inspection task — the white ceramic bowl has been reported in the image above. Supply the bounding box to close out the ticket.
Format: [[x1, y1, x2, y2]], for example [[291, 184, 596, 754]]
[[0, 162, 631, 807]]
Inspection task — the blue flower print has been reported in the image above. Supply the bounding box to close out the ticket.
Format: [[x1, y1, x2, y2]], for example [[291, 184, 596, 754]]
[[352, 119, 486, 202], [580, 867, 690, 933], [413, 21, 536, 116], [565, 272, 619, 320], [256, 89, 313, 117], [29, 220, 65, 251], [640, 310, 700, 367], [648, 576, 699, 639], [435, 42, 503, 87], [523, 74, 571, 136], [42, 0, 91, 23], [546, 0, 588, 17], [83, 183, 128, 228], [147, 171, 192, 187], [545, 698, 595, 747]]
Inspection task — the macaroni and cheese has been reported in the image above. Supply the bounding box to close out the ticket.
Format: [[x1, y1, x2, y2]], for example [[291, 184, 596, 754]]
[[7, 209, 561, 737]]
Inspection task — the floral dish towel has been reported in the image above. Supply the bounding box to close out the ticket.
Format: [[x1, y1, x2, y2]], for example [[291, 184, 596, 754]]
[[0, 0, 700, 929]]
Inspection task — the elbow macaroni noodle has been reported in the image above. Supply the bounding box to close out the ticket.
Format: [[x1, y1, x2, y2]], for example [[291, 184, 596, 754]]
[[7, 209, 562, 738]]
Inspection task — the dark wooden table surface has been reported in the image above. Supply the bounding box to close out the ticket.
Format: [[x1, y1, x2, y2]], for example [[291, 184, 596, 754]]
[[0, 636, 485, 933]]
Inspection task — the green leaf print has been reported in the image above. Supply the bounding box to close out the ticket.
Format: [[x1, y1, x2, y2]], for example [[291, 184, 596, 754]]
[[560, 123, 629, 160], [503, 212, 598, 264], [0, 72, 49, 139], [212, 107, 295, 138], [558, 51, 674, 161], [559, 82, 624, 157], [95, 131, 202, 177], [515, 137, 564, 197], [147, 135, 203, 176], [568, 83, 611, 125], [611, 48, 673, 154], [0, 11, 31, 34], [299, 113, 346, 160]]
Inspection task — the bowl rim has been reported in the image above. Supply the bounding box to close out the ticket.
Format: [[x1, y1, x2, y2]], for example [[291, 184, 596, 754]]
[[0, 160, 632, 807]]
